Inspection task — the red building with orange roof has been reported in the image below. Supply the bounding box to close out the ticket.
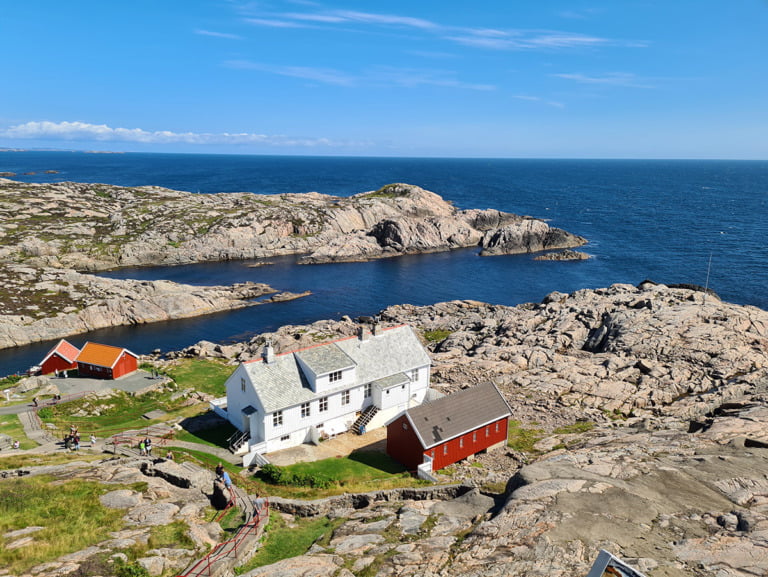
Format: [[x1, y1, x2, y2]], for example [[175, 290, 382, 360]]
[[76, 342, 138, 379], [40, 339, 81, 375]]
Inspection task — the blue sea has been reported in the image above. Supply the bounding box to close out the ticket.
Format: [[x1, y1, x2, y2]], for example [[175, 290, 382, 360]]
[[1, 151, 766, 377]]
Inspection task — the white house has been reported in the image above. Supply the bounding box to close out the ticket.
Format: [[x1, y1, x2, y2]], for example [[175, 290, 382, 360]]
[[220, 324, 432, 466]]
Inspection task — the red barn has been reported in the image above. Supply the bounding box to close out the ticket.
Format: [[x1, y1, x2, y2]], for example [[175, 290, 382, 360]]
[[76, 342, 138, 380], [40, 339, 81, 375], [387, 382, 511, 473]]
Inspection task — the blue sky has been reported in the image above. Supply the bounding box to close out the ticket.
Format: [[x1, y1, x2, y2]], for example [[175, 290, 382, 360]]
[[1, 1, 766, 158]]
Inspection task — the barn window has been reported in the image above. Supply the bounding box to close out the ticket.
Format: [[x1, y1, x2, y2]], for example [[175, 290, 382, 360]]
[[495, 421, 500, 433], [241, 377, 246, 392], [472, 432, 477, 443], [443, 444, 448, 455], [459, 437, 464, 448], [402, 422, 408, 430]]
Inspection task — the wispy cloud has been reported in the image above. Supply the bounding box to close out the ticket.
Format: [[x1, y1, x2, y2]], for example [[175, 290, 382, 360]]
[[195, 29, 242, 40], [226, 59, 493, 91], [374, 67, 495, 91], [512, 95, 565, 108], [242, 7, 629, 52], [448, 30, 608, 50], [552, 72, 654, 88], [0, 121, 340, 148], [225, 60, 355, 86], [242, 17, 311, 28]]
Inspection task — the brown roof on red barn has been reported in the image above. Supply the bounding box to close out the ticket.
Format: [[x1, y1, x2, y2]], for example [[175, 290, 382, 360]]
[[404, 382, 512, 450]]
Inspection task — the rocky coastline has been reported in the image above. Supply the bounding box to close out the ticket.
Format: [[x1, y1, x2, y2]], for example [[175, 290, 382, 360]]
[[6, 282, 768, 576], [0, 179, 586, 349]]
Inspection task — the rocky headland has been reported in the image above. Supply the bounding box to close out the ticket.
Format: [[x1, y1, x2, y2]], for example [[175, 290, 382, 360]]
[[4, 283, 768, 576], [168, 281, 768, 577], [0, 179, 585, 348]]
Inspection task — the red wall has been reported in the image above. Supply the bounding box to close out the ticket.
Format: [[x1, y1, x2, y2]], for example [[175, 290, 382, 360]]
[[78, 352, 137, 380], [386, 414, 427, 471], [426, 417, 509, 471], [387, 416, 510, 472], [112, 352, 138, 379], [41, 354, 77, 375]]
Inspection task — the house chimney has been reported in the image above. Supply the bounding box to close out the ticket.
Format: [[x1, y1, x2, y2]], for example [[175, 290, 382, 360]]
[[262, 340, 275, 364], [372, 321, 382, 337], [358, 325, 370, 341]]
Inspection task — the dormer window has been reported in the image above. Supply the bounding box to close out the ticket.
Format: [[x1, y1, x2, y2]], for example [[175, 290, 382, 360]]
[[329, 370, 342, 383]]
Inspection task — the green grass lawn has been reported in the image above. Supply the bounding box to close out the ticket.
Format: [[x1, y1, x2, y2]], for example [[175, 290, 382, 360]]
[[36, 389, 200, 438], [235, 511, 344, 574], [0, 414, 35, 449], [162, 358, 233, 397], [173, 421, 238, 448], [0, 476, 130, 574]]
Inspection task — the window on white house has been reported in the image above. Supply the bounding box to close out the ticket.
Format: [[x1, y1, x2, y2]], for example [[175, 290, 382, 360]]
[[240, 377, 246, 392], [273, 411, 283, 427], [319, 397, 328, 412], [329, 370, 342, 383], [301, 402, 310, 418], [364, 383, 372, 398], [410, 368, 419, 381], [341, 390, 350, 405], [281, 434, 290, 441]]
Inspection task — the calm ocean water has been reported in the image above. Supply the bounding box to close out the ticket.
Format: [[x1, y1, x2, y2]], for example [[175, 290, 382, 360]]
[[1, 151, 766, 376]]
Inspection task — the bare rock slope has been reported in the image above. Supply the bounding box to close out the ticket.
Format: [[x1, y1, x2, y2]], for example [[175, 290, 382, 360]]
[[179, 282, 768, 577]]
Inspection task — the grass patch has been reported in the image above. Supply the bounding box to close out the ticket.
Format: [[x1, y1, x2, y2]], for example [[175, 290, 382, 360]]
[[0, 451, 104, 469], [422, 329, 452, 343], [36, 390, 188, 438], [253, 452, 421, 499], [553, 421, 595, 435], [148, 520, 195, 549], [0, 475, 126, 574], [235, 511, 343, 573], [163, 358, 233, 397], [173, 421, 238, 448], [0, 414, 36, 449], [507, 420, 544, 453]]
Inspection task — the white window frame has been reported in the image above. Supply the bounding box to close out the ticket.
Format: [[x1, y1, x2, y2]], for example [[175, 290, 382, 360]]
[[329, 370, 342, 383], [341, 390, 350, 405], [273, 411, 283, 427], [319, 396, 328, 412], [301, 402, 310, 418]]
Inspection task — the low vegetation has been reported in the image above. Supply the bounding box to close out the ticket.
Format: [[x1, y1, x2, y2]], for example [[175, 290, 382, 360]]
[[252, 451, 421, 499], [0, 414, 35, 449], [507, 420, 544, 453], [235, 511, 344, 573], [0, 476, 128, 574]]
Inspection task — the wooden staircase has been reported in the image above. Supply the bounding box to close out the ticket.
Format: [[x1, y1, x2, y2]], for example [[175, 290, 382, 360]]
[[352, 405, 379, 435]]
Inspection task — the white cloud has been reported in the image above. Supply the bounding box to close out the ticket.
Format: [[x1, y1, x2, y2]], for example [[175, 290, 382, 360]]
[[0, 121, 340, 147], [225, 60, 355, 86], [552, 72, 654, 88], [242, 17, 310, 28], [195, 29, 242, 39], [447, 30, 608, 50]]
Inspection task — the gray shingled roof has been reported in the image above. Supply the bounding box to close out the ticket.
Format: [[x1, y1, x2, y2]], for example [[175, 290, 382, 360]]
[[244, 325, 430, 413], [296, 344, 356, 376], [405, 382, 512, 449]]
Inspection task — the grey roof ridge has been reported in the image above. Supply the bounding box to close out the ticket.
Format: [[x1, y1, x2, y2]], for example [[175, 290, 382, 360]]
[[241, 323, 413, 365]]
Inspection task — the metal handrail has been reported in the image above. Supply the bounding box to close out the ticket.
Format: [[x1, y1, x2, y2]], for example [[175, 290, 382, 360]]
[[177, 496, 269, 577]]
